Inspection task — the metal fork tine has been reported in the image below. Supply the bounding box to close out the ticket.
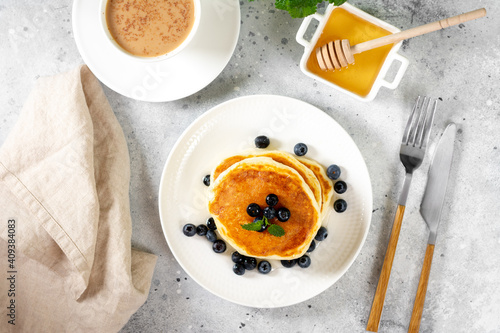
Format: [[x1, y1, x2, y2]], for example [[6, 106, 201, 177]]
[[402, 96, 421, 144], [408, 97, 424, 146], [420, 99, 437, 149], [415, 97, 431, 147]]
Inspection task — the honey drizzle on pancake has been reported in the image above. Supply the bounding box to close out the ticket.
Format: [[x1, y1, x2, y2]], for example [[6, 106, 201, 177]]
[[208, 157, 321, 259]]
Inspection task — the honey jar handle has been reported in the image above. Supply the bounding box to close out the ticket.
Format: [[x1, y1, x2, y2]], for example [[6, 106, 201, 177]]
[[379, 53, 409, 90], [296, 13, 325, 47], [351, 8, 486, 55]]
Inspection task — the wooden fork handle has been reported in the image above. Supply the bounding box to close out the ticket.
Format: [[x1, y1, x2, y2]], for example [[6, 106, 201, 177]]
[[408, 244, 435, 333], [366, 204, 406, 332]]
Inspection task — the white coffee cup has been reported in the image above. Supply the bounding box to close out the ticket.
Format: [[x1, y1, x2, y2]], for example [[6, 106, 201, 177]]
[[99, 0, 201, 62]]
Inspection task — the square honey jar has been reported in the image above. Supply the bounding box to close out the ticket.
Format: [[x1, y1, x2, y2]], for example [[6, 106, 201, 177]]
[[296, 3, 409, 101]]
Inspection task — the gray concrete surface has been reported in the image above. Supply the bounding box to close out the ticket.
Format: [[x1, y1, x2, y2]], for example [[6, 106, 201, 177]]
[[1, 0, 499, 332]]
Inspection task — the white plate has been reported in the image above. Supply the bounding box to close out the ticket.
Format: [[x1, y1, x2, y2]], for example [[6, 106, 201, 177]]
[[159, 95, 373, 307], [72, 0, 240, 102]]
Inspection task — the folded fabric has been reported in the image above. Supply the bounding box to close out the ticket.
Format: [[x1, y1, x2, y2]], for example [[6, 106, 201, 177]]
[[0, 65, 157, 332]]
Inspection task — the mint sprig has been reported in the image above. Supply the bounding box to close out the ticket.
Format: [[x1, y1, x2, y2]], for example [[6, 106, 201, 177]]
[[242, 220, 264, 231], [249, 0, 348, 18], [241, 216, 285, 237], [268, 224, 285, 237]]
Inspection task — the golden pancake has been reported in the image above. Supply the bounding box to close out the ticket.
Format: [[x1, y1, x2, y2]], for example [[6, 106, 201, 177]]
[[297, 157, 334, 217], [211, 150, 322, 211], [208, 157, 321, 259]]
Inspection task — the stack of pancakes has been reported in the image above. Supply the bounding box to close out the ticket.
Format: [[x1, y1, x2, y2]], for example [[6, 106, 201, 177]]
[[208, 150, 333, 260]]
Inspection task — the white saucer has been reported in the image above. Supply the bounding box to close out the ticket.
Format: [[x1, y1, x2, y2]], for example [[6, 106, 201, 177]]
[[159, 95, 373, 307], [72, 0, 240, 102]]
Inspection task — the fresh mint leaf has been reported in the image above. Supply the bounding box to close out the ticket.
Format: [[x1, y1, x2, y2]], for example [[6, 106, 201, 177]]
[[261, 216, 269, 226], [242, 220, 263, 231], [241, 216, 285, 236], [268, 224, 286, 237], [286, 5, 317, 18], [258, 0, 348, 18], [331, 0, 348, 6]]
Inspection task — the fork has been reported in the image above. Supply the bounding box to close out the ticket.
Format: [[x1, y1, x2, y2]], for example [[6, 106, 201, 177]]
[[366, 96, 437, 332]]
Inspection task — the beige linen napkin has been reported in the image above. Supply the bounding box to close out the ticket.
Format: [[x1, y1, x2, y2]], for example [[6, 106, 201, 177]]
[[0, 65, 157, 332]]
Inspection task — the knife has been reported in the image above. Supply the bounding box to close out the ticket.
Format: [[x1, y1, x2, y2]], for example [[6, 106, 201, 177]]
[[408, 123, 457, 333]]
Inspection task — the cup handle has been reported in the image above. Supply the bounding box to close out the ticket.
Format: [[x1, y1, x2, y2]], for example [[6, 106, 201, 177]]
[[380, 53, 409, 90], [295, 13, 324, 47]]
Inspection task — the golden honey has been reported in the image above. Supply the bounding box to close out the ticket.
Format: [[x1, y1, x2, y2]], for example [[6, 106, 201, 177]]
[[306, 8, 394, 97]]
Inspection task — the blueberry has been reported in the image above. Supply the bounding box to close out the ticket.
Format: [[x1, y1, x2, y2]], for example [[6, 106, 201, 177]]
[[334, 199, 347, 213], [327, 164, 341, 180], [255, 135, 270, 149], [232, 251, 244, 264], [233, 263, 245, 276], [196, 224, 208, 236], [315, 226, 328, 241], [281, 259, 297, 268], [307, 240, 316, 253], [258, 260, 272, 274], [212, 239, 226, 253], [243, 257, 257, 270], [253, 217, 267, 232], [266, 194, 279, 207], [294, 143, 308, 156], [247, 203, 262, 217], [206, 217, 217, 230], [277, 207, 291, 222], [263, 206, 276, 219], [297, 255, 311, 268], [182, 223, 196, 237], [202, 174, 210, 186], [206, 229, 217, 242], [334, 180, 347, 194]]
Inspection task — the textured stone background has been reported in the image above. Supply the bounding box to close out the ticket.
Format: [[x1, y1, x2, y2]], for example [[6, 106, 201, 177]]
[[1, 0, 499, 332]]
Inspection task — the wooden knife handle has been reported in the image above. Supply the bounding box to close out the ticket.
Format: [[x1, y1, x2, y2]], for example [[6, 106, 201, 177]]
[[408, 244, 435, 333], [366, 204, 406, 332]]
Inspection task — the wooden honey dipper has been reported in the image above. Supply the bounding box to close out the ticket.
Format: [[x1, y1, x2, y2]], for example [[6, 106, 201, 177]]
[[316, 8, 487, 71]]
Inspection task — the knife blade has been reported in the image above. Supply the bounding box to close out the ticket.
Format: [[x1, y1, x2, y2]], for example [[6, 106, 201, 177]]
[[408, 123, 457, 333], [420, 123, 457, 244]]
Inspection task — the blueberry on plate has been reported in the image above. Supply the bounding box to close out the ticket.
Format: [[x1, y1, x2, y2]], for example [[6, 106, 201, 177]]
[[233, 263, 245, 276], [294, 143, 308, 156], [247, 203, 262, 217], [281, 259, 297, 268], [255, 135, 270, 149], [243, 257, 257, 270], [232, 251, 244, 264], [297, 255, 311, 268], [263, 206, 276, 219], [258, 260, 272, 274], [327, 164, 341, 180], [182, 223, 196, 237], [206, 229, 217, 242], [212, 239, 226, 253], [334, 180, 347, 194], [196, 224, 208, 236], [334, 199, 348, 213], [206, 217, 217, 230], [277, 207, 290, 222], [202, 174, 210, 187], [266, 194, 279, 207], [314, 226, 328, 241], [307, 240, 316, 253]]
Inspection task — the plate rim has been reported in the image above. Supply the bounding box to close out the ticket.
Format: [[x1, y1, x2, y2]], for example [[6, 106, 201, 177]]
[[158, 94, 373, 307]]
